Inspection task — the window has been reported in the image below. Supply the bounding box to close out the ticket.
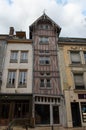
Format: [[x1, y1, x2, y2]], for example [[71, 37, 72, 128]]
[[70, 51, 81, 64], [40, 72, 50, 76], [7, 70, 16, 87], [39, 37, 49, 44], [84, 52, 86, 63], [40, 79, 45, 87], [40, 79, 51, 88], [10, 51, 18, 63], [39, 57, 50, 65], [39, 50, 50, 55], [18, 70, 27, 87], [39, 24, 50, 30], [74, 73, 85, 89], [46, 79, 51, 87], [20, 51, 28, 63]]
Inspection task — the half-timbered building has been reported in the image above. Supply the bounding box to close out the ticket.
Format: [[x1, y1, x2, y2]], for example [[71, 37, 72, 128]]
[[29, 13, 64, 126]]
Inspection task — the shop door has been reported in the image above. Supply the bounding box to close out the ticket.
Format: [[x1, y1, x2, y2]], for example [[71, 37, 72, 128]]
[[35, 104, 50, 124], [71, 102, 81, 127], [53, 106, 59, 124], [14, 101, 29, 118]]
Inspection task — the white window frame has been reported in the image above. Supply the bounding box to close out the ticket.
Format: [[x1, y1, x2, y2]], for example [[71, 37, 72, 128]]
[[20, 51, 28, 63], [10, 51, 18, 63], [7, 70, 16, 87], [18, 70, 27, 87]]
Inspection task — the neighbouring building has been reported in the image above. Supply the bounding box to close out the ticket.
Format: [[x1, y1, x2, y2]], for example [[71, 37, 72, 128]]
[[0, 35, 9, 91], [0, 28, 33, 125], [58, 37, 86, 128], [29, 13, 65, 126]]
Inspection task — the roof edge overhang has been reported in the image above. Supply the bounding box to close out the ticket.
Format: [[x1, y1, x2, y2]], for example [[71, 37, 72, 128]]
[[29, 13, 61, 33]]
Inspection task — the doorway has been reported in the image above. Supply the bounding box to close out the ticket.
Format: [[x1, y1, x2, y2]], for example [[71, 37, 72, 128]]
[[53, 106, 59, 124], [14, 101, 29, 118], [71, 102, 81, 127], [35, 104, 50, 124]]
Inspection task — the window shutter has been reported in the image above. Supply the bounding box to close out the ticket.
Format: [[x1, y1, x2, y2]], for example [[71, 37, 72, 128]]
[[71, 52, 80, 63], [74, 74, 84, 85]]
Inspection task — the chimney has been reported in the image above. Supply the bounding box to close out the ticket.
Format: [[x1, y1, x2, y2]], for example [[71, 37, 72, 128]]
[[9, 27, 14, 35]]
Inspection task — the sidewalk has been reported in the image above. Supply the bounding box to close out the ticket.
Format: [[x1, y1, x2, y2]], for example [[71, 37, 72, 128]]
[[0, 126, 86, 130]]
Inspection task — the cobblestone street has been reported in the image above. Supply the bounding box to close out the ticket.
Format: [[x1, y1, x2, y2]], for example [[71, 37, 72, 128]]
[[0, 126, 86, 130]]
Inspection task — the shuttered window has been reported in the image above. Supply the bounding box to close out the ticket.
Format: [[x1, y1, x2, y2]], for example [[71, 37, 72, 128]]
[[74, 74, 85, 89], [70, 51, 81, 64]]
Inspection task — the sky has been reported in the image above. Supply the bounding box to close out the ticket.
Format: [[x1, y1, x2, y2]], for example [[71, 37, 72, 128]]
[[0, 0, 86, 38]]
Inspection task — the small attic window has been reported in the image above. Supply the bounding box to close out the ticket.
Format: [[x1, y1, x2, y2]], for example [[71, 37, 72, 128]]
[[39, 24, 50, 30]]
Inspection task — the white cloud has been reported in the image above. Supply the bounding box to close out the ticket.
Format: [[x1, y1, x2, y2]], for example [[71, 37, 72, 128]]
[[0, 0, 86, 38]]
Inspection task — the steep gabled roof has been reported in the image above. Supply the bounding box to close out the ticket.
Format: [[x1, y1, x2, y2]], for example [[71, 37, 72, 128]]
[[29, 13, 61, 34]]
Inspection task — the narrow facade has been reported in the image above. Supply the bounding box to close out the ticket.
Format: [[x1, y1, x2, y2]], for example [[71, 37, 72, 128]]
[[58, 37, 86, 127], [0, 35, 8, 90], [0, 29, 33, 125], [30, 13, 64, 126]]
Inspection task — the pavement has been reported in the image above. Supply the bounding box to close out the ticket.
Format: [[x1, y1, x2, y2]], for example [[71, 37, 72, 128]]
[[0, 126, 86, 130]]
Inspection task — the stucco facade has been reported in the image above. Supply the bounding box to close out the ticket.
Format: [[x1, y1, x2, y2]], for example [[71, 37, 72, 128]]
[[0, 35, 8, 91], [0, 32, 33, 126], [2, 40, 33, 94], [58, 38, 86, 128]]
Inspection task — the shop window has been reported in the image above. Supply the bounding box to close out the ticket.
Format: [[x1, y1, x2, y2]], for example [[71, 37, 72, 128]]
[[74, 73, 85, 90], [14, 101, 29, 118], [70, 51, 81, 64], [81, 103, 86, 122], [1, 103, 10, 119]]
